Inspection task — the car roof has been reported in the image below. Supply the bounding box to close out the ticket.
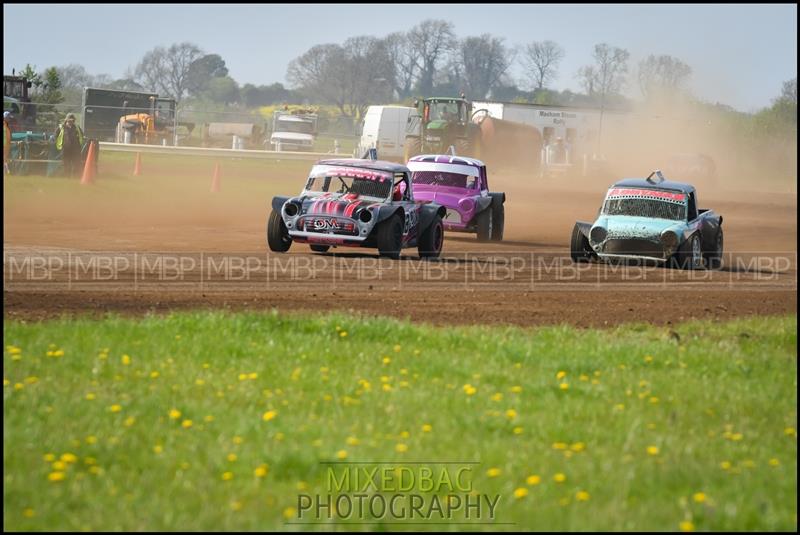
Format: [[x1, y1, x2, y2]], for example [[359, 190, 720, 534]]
[[316, 158, 410, 173], [408, 154, 485, 167], [612, 177, 695, 193]]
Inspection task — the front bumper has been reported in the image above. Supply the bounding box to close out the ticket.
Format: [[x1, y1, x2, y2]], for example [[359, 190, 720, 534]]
[[594, 238, 672, 262]]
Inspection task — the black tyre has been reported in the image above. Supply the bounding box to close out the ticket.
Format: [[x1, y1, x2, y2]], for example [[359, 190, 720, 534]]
[[476, 207, 492, 242], [310, 244, 330, 253], [490, 203, 504, 242], [570, 223, 595, 263], [704, 227, 723, 270], [267, 209, 292, 252], [404, 136, 421, 161], [377, 214, 403, 259], [418, 216, 444, 259], [672, 233, 703, 270]]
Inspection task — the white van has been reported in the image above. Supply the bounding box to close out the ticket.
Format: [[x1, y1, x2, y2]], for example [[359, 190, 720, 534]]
[[355, 105, 415, 162]]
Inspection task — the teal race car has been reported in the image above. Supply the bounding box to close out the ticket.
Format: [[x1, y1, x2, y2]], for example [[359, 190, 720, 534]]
[[571, 171, 724, 269]]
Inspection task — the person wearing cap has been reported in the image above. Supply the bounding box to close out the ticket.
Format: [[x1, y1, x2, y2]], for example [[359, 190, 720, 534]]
[[55, 112, 85, 177]]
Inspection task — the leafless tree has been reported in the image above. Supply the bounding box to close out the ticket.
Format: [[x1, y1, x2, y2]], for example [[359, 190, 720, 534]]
[[577, 43, 630, 99], [407, 19, 456, 95], [455, 34, 515, 99], [384, 32, 418, 100], [287, 37, 394, 119], [520, 40, 565, 90], [134, 42, 204, 101], [637, 54, 692, 99]]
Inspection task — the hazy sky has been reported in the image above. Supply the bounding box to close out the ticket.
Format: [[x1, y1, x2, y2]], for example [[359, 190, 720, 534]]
[[3, 3, 796, 112]]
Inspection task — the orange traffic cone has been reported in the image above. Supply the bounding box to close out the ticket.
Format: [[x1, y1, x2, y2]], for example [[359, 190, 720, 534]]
[[80, 141, 97, 185], [133, 152, 142, 176], [211, 163, 221, 192]]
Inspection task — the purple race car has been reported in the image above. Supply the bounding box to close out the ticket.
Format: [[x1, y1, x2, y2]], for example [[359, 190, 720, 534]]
[[407, 154, 505, 241]]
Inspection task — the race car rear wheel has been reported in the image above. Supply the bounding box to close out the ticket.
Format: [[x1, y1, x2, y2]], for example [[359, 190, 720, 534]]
[[704, 228, 723, 270], [310, 244, 330, 253], [418, 216, 444, 259], [490, 203, 504, 242], [570, 223, 595, 263], [476, 208, 492, 242], [377, 214, 403, 259], [267, 209, 292, 253]]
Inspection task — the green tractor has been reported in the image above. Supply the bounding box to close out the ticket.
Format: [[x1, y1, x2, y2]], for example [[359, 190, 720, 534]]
[[404, 96, 482, 160]]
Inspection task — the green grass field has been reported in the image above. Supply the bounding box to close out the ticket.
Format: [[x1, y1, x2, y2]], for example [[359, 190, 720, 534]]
[[3, 312, 797, 531]]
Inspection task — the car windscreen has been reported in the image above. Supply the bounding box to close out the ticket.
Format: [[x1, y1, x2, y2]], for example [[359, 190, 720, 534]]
[[411, 170, 477, 189], [602, 188, 686, 221], [304, 165, 392, 201]]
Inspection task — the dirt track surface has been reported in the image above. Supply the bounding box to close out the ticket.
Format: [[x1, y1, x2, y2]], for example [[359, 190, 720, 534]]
[[4, 162, 797, 327]]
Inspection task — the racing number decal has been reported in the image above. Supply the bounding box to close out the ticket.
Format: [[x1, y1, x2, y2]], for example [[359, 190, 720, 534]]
[[403, 208, 419, 236]]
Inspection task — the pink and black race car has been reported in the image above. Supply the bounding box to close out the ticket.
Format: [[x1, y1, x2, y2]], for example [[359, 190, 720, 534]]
[[267, 159, 446, 259], [407, 154, 505, 241]]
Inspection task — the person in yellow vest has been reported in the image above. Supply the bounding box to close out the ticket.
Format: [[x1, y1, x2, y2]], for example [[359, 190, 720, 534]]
[[55, 112, 85, 177]]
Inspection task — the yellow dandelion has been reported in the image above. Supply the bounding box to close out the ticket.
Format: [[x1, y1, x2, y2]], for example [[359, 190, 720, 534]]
[[346, 437, 360, 446], [48, 471, 66, 482], [202, 363, 210, 369], [227, 453, 238, 462], [513, 426, 523, 435], [43, 453, 56, 462], [646, 445, 660, 456], [13, 383, 23, 391], [421, 424, 432, 433], [283, 507, 297, 520], [526, 475, 541, 485], [222, 471, 234, 481], [768, 458, 780, 467], [784, 427, 796, 436], [230, 501, 243, 512], [86, 435, 97, 445], [486, 467, 501, 478], [121, 354, 131, 366], [24, 376, 38, 384], [570, 442, 586, 452], [556, 371, 566, 380], [720, 461, 732, 470], [644, 355, 653, 363], [382, 383, 393, 392], [393, 344, 401, 353], [553, 473, 566, 483], [204, 415, 215, 423], [463, 384, 477, 396], [88, 466, 102, 475], [559, 382, 569, 390], [23, 508, 35, 518], [505, 409, 517, 419], [649, 396, 659, 404], [238, 373, 247, 381], [181, 419, 193, 429], [383, 357, 391, 365], [579, 374, 589, 381], [510, 385, 522, 393], [85, 393, 96, 401], [124, 416, 136, 427], [692, 492, 706, 504], [195, 379, 206, 386], [248, 372, 258, 380], [168, 408, 181, 420], [396, 443, 408, 453], [254, 464, 269, 478], [150, 371, 160, 379], [232, 435, 243, 445], [52, 461, 67, 471], [339, 331, 348, 338], [575, 490, 591, 501], [110, 404, 122, 413], [336, 450, 348, 460], [552, 442, 568, 450], [491, 392, 504, 402], [83, 457, 97, 466], [514, 487, 529, 499], [679, 520, 695, 532], [60, 453, 77, 464], [153, 445, 163, 454], [262, 410, 277, 422]]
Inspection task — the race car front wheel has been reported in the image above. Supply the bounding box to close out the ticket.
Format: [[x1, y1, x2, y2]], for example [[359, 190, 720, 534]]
[[476, 208, 492, 242], [267, 209, 292, 253], [377, 214, 403, 259], [570, 223, 595, 263], [490, 204, 505, 242], [418, 216, 444, 259]]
